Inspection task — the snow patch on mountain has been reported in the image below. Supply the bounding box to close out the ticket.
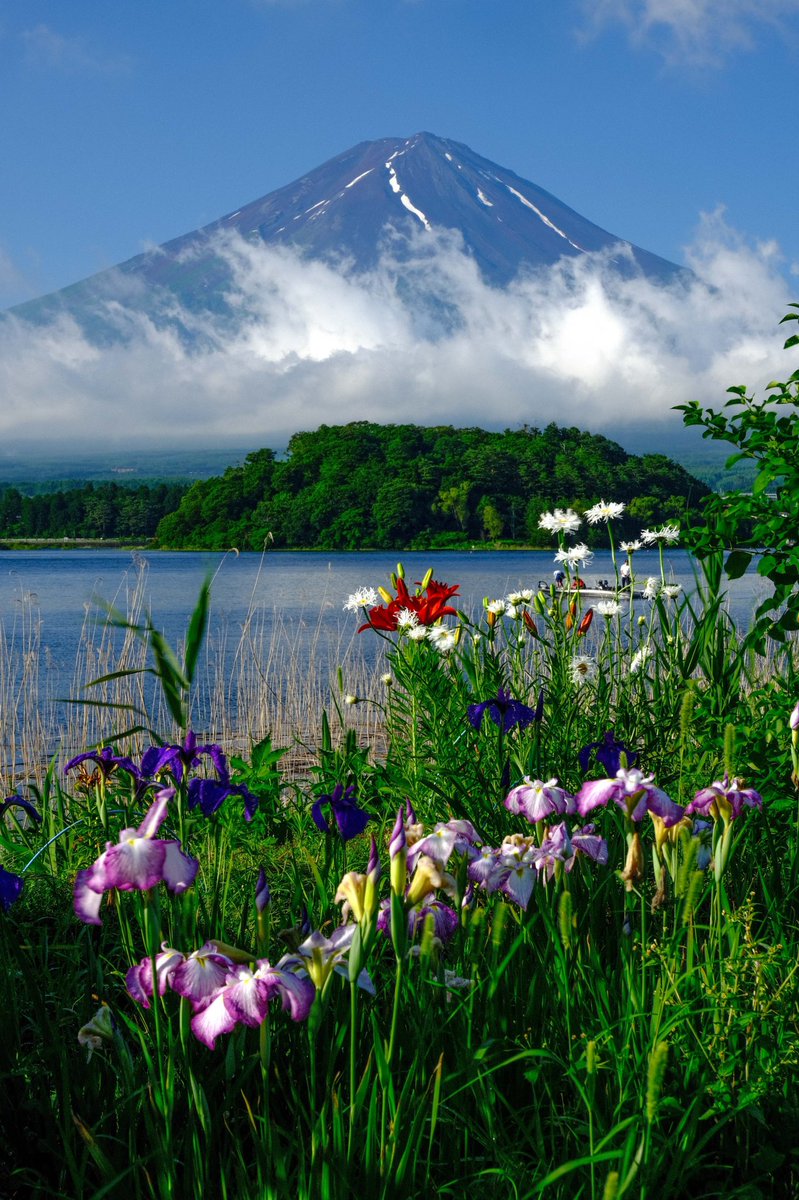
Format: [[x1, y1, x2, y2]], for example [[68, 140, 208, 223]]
[[505, 185, 584, 251], [345, 169, 374, 189], [400, 194, 432, 231]]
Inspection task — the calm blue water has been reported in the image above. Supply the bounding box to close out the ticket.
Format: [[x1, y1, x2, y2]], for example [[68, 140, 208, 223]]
[[0, 548, 771, 771], [0, 545, 767, 642], [0, 545, 768, 681]]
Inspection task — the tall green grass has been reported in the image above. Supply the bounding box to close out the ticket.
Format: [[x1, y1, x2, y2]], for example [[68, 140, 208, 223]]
[[1, 547, 798, 1199]]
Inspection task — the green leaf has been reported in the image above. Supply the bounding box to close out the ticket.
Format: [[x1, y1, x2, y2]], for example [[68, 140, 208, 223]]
[[724, 550, 752, 580], [183, 575, 211, 688], [752, 468, 774, 497], [148, 625, 189, 728]]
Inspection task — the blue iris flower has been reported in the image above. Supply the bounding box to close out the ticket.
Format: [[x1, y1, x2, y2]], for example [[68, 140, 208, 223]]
[[468, 688, 541, 733], [312, 784, 372, 842], [578, 730, 637, 776], [0, 866, 24, 912]]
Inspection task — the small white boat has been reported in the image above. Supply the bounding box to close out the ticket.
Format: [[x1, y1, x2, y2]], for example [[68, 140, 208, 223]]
[[540, 579, 644, 600]]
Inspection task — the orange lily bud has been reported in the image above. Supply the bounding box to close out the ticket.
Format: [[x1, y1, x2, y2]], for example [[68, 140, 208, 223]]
[[577, 608, 594, 636]]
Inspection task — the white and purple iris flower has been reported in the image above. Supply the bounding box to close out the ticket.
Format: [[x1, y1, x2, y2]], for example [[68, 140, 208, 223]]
[[282, 926, 376, 995], [504, 779, 575, 824], [74, 788, 199, 925], [576, 768, 684, 826], [468, 823, 608, 906], [125, 939, 316, 1050], [377, 895, 460, 944], [191, 962, 315, 1050], [685, 775, 762, 823], [406, 819, 480, 872]]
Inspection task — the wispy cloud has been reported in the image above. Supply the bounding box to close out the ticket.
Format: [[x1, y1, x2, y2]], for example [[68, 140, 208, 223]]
[[583, 0, 797, 66], [0, 214, 792, 455], [21, 24, 133, 75]]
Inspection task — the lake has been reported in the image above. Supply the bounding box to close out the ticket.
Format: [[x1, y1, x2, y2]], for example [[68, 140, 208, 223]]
[[0, 545, 768, 642], [0, 547, 770, 774]]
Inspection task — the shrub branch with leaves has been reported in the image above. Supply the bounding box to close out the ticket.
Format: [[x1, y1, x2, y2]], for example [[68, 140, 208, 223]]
[[676, 303, 799, 649]]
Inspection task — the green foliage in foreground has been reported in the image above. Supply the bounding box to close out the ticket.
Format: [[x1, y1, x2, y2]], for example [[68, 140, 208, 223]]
[[154, 421, 707, 551], [678, 304, 799, 651], [2, 540, 799, 1199]]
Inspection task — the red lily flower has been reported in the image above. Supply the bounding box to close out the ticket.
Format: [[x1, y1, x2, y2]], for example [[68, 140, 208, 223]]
[[359, 577, 460, 632]]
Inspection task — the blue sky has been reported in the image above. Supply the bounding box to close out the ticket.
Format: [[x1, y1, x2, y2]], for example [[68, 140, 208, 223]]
[[1, 0, 798, 454], [3, 0, 797, 303]]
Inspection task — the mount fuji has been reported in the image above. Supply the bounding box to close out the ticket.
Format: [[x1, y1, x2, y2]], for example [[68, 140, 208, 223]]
[[7, 132, 683, 341]]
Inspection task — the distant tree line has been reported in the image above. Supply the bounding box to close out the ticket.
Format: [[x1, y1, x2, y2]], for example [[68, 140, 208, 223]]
[[0, 482, 187, 540], [154, 422, 709, 551]]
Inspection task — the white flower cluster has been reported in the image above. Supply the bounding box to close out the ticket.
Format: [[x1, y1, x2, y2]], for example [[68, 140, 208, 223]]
[[569, 655, 597, 686], [539, 508, 581, 535], [555, 543, 593, 568], [641, 524, 680, 545], [629, 644, 652, 675], [584, 500, 625, 525], [343, 586, 378, 612]]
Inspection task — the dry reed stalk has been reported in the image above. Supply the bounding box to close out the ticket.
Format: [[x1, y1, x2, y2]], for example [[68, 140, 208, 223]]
[[0, 559, 387, 789]]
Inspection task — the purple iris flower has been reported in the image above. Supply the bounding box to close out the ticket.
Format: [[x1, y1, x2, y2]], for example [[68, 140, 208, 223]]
[[685, 775, 763, 822], [255, 867, 271, 913], [377, 896, 460, 943], [0, 866, 24, 912], [576, 768, 684, 826], [468, 688, 540, 733], [0, 795, 42, 825], [570, 824, 609, 868], [187, 774, 260, 821], [312, 784, 372, 842], [466, 836, 538, 908], [191, 959, 315, 1050], [65, 746, 141, 781], [74, 788, 199, 925], [407, 819, 480, 870], [578, 730, 638, 776], [140, 731, 228, 785], [505, 778, 575, 824]]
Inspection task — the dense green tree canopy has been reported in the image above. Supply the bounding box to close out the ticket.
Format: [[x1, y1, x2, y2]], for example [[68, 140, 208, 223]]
[[0, 482, 186, 541], [154, 422, 707, 551]]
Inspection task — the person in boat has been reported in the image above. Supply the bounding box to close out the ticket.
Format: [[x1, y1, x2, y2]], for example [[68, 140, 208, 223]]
[[553, 570, 565, 588], [620, 562, 631, 585]]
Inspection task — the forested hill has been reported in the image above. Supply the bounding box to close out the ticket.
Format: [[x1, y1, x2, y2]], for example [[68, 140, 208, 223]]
[[154, 422, 708, 552], [0, 481, 187, 541]]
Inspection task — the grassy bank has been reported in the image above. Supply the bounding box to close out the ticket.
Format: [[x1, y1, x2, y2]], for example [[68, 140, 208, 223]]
[[1, 529, 798, 1198]]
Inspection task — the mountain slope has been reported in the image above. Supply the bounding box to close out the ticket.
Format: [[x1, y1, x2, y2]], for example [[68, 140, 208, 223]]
[[7, 132, 683, 339]]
